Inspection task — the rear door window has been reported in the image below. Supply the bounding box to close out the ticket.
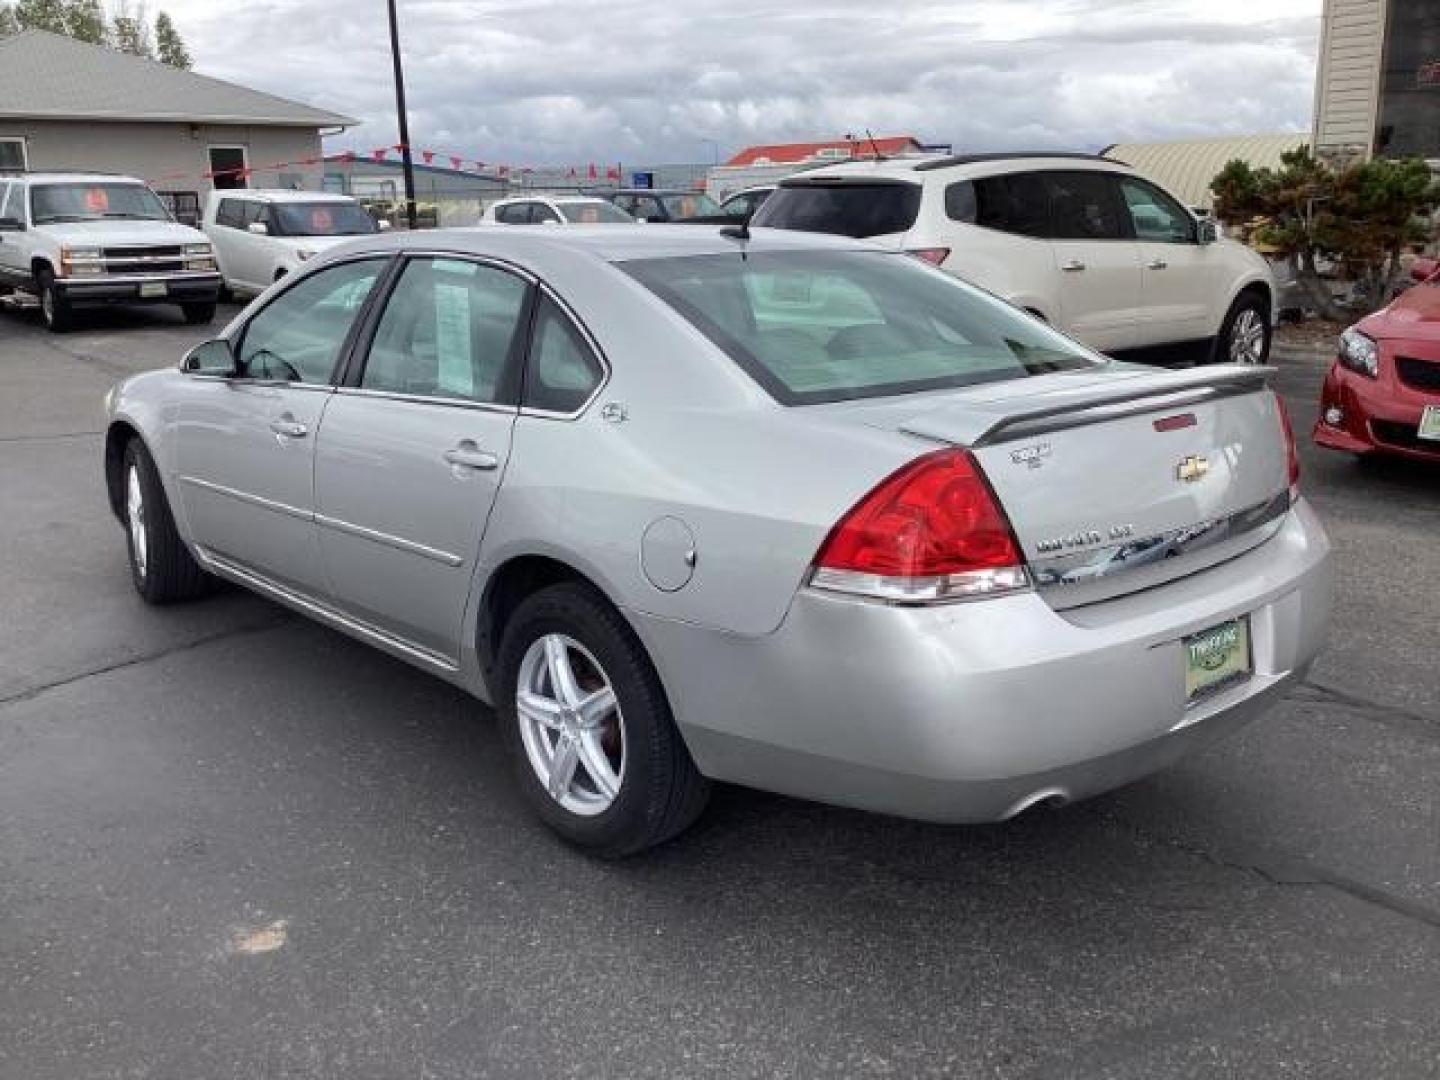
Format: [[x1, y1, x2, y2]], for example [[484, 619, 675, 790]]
[[523, 296, 604, 413], [1044, 172, 1128, 241], [755, 182, 922, 238]]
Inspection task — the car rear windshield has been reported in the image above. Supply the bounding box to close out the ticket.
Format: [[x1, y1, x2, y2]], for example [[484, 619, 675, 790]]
[[272, 201, 378, 236], [31, 182, 170, 224], [659, 192, 720, 219], [753, 182, 921, 238], [560, 201, 634, 223], [623, 250, 1099, 405]]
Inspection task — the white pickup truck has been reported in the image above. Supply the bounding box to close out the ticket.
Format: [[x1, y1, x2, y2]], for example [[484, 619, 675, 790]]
[[0, 172, 221, 332], [201, 189, 383, 298]]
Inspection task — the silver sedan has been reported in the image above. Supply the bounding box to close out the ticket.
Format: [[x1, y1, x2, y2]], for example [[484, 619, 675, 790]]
[[103, 226, 1333, 855]]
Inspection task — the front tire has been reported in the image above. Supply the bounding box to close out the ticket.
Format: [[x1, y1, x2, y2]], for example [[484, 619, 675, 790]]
[[496, 582, 710, 856], [36, 266, 73, 333], [181, 301, 216, 325], [1212, 292, 1271, 365], [121, 439, 212, 604]]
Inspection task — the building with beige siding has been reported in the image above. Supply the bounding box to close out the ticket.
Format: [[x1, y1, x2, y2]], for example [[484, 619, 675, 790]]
[[0, 30, 357, 218], [1313, 0, 1440, 161]]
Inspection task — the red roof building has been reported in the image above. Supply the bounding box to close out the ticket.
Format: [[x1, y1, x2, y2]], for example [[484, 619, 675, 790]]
[[725, 136, 927, 167]]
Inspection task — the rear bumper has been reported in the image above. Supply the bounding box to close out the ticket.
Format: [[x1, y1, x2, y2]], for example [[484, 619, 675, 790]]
[[631, 500, 1332, 823], [1313, 353, 1440, 461], [55, 272, 221, 308]]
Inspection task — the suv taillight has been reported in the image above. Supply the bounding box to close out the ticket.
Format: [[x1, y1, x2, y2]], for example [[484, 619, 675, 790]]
[[811, 449, 1030, 603], [1274, 392, 1301, 502], [906, 247, 950, 267]]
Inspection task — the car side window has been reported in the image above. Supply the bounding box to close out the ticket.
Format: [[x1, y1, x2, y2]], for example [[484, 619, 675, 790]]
[[945, 180, 976, 223], [532, 203, 562, 224], [1045, 172, 1126, 241], [496, 203, 528, 224], [638, 197, 663, 221], [216, 198, 243, 228], [1119, 177, 1196, 243], [236, 259, 384, 383], [238, 201, 264, 230], [973, 173, 1050, 238], [0, 182, 16, 221], [361, 257, 529, 404], [524, 296, 603, 413]]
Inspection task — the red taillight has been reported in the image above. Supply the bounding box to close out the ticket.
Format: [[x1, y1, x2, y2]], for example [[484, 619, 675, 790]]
[[1275, 392, 1301, 500], [906, 247, 950, 267], [812, 449, 1030, 602]]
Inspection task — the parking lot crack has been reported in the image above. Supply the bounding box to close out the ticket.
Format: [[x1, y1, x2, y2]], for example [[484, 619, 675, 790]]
[[0, 430, 103, 443], [1295, 679, 1440, 742], [0, 617, 292, 709]]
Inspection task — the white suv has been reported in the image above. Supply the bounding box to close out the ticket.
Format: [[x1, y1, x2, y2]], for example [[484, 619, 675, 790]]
[[751, 153, 1276, 363], [202, 190, 382, 298], [482, 195, 635, 225], [0, 172, 220, 332]]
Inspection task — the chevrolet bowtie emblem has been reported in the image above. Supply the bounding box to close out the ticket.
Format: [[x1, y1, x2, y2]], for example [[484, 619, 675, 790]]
[[1176, 455, 1211, 483]]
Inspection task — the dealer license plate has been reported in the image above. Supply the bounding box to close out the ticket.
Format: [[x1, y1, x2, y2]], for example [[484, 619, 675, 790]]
[[1184, 617, 1252, 703], [1419, 406, 1440, 443], [138, 282, 167, 298]]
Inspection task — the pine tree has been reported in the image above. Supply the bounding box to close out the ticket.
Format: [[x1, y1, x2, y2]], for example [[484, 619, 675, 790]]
[[63, 0, 104, 42], [109, 0, 152, 58], [154, 10, 187, 68], [0, 4, 19, 35], [13, 0, 68, 32]]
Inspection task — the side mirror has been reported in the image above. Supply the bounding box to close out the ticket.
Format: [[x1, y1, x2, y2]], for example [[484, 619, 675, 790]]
[[1410, 257, 1438, 283], [377, 219, 392, 231], [247, 221, 269, 235], [1196, 218, 1219, 245], [182, 338, 240, 377], [0, 216, 24, 231]]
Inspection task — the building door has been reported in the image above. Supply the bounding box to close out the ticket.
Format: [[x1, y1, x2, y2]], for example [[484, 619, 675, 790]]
[[209, 146, 249, 190]]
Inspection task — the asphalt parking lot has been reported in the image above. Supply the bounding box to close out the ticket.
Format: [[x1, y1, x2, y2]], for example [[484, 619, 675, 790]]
[[1, 302, 1437, 1079]]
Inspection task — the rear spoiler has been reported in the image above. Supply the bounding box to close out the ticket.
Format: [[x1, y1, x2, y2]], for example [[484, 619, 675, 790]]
[[902, 365, 1274, 448]]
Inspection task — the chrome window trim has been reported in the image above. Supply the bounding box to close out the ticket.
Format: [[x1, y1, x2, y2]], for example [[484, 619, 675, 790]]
[[1030, 491, 1291, 589], [331, 385, 517, 416]]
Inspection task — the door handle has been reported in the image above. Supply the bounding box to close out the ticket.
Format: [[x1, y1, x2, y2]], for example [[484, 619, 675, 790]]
[[1061, 260, 1086, 272], [1146, 258, 1169, 270], [268, 417, 308, 438], [444, 443, 499, 471]]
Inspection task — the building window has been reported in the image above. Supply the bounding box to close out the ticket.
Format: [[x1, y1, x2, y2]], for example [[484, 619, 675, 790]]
[[1376, 0, 1440, 158], [208, 146, 249, 190], [0, 138, 27, 172]]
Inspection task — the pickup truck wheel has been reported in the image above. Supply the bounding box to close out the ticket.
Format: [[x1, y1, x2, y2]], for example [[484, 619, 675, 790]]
[[496, 582, 710, 857], [181, 302, 216, 325], [36, 267, 73, 332], [121, 438, 212, 604]]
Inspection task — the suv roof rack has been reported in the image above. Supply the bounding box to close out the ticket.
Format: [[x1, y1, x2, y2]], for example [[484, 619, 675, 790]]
[[911, 152, 1118, 172]]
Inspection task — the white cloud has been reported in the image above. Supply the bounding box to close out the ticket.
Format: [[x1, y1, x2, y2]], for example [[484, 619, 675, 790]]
[[159, 0, 1322, 165]]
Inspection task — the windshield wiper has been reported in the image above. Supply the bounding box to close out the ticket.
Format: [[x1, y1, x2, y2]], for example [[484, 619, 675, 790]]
[[102, 212, 164, 220], [34, 214, 98, 223]]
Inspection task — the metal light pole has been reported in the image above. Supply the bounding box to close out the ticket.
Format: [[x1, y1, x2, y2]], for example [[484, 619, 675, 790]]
[[385, 0, 418, 230]]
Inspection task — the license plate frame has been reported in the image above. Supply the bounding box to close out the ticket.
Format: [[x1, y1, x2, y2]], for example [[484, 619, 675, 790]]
[[138, 282, 168, 298], [1419, 405, 1440, 443], [1184, 616, 1252, 705]]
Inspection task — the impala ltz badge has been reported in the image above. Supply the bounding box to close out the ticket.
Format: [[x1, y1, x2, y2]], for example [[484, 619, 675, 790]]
[[1176, 455, 1211, 483], [1010, 442, 1052, 470]]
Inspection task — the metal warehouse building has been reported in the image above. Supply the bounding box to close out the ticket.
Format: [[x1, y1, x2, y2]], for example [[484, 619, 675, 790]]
[[0, 29, 357, 207], [1101, 133, 1309, 211], [1313, 0, 1439, 160]]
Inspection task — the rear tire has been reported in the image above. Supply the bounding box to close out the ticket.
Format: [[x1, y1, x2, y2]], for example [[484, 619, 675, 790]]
[[121, 439, 212, 604], [1211, 292, 1271, 365], [181, 301, 216, 325], [496, 582, 710, 857], [36, 266, 73, 333]]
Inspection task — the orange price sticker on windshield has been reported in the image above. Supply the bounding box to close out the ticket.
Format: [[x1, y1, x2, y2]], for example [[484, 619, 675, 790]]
[[85, 187, 110, 212], [310, 208, 333, 231]]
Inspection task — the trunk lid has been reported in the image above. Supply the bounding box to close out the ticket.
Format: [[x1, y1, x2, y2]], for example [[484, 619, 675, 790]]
[[819, 364, 1290, 607]]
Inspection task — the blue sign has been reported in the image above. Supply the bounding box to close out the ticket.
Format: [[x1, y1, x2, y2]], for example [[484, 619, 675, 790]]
[[631, 171, 654, 189]]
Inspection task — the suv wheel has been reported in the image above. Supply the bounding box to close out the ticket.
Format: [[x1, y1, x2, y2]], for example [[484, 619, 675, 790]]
[[36, 266, 74, 332], [496, 582, 710, 856], [1213, 293, 1270, 365]]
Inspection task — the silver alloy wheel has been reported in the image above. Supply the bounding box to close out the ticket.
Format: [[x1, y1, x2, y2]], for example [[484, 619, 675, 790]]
[[1228, 307, 1266, 364], [516, 633, 625, 816], [126, 464, 147, 579], [40, 285, 55, 327]]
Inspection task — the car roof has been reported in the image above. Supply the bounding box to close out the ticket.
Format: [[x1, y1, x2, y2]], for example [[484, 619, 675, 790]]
[[217, 189, 358, 204], [783, 152, 1130, 183], [15, 172, 147, 185], [496, 195, 611, 205], [329, 223, 867, 267]]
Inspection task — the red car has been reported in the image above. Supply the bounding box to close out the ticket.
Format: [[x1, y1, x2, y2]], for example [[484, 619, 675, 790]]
[[1315, 257, 1440, 462]]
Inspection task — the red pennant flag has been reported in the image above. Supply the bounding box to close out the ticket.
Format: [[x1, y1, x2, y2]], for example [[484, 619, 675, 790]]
[[372, 148, 387, 162], [421, 150, 434, 165], [588, 163, 598, 180], [498, 165, 510, 177], [341, 151, 356, 164], [474, 161, 486, 171], [449, 155, 462, 170], [393, 143, 406, 153], [607, 166, 620, 181]]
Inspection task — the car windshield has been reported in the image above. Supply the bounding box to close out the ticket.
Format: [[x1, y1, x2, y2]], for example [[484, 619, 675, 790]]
[[754, 182, 922, 238], [659, 192, 719, 219], [30, 182, 170, 224], [272, 201, 378, 236], [623, 250, 1100, 405], [559, 201, 634, 224]]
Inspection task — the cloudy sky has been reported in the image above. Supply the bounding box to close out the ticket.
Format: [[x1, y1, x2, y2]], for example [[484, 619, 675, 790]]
[[160, 0, 1323, 167]]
